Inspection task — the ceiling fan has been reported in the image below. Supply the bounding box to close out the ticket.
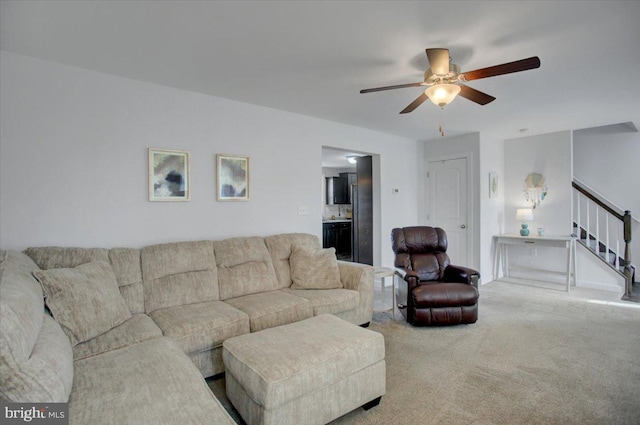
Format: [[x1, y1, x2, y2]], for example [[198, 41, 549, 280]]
[[360, 48, 540, 114]]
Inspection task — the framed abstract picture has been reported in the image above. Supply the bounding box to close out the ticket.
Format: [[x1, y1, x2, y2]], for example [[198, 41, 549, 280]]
[[217, 154, 250, 201], [148, 148, 190, 201]]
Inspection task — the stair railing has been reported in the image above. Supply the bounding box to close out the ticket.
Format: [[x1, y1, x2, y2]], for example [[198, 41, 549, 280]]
[[572, 180, 633, 296]]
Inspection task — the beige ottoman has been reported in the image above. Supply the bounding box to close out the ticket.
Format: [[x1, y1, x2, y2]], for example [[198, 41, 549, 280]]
[[222, 314, 385, 425]]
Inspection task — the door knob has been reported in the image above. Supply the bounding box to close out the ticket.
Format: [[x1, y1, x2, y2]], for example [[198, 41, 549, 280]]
[[460, 224, 466, 229]]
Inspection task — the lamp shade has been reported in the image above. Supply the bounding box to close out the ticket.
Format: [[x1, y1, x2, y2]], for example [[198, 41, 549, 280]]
[[516, 208, 534, 221], [425, 84, 461, 107]]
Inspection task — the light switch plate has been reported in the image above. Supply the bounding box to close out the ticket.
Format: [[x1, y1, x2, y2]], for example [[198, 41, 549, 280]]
[[297, 205, 310, 215]]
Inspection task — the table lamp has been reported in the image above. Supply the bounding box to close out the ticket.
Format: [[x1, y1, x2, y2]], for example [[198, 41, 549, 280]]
[[516, 208, 534, 236]]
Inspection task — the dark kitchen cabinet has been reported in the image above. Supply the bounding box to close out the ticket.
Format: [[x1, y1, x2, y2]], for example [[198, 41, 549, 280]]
[[326, 177, 348, 205], [339, 172, 357, 203], [322, 221, 352, 260]]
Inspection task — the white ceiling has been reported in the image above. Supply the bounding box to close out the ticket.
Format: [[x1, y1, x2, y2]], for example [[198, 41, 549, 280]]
[[2, 1, 639, 142], [321, 147, 361, 169]]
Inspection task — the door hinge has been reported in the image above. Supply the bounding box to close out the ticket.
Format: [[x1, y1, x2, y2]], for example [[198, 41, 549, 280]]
[[427, 171, 430, 178]]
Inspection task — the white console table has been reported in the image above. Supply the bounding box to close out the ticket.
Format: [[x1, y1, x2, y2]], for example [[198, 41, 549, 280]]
[[493, 234, 577, 292]]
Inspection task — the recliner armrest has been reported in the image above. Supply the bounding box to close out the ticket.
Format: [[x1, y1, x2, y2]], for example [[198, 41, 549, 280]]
[[403, 269, 421, 291], [443, 265, 480, 288]]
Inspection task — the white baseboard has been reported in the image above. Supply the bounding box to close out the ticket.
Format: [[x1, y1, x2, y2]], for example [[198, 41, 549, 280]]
[[576, 279, 623, 293]]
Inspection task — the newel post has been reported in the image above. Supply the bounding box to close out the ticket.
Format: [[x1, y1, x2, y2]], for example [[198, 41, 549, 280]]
[[622, 210, 633, 296]]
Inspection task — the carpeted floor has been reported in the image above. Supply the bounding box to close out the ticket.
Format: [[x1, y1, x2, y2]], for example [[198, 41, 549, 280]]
[[208, 280, 640, 424]]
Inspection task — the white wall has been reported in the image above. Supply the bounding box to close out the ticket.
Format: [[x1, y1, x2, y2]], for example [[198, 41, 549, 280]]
[[503, 130, 573, 281], [0, 51, 418, 268], [573, 126, 640, 272], [479, 133, 505, 282], [576, 244, 625, 293], [573, 126, 640, 215]]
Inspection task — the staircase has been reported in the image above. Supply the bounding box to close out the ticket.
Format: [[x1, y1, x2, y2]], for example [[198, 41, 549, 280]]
[[572, 223, 636, 282], [572, 180, 637, 301]]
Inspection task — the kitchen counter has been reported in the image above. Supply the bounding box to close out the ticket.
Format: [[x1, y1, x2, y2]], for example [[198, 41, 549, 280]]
[[322, 219, 352, 223]]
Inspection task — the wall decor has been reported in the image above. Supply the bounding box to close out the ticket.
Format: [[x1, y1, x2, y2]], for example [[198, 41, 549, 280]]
[[489, 171, 498, 199], [217, 154, 249, 201], [524, 172, 547, 208], [148, 148, 190, 201]]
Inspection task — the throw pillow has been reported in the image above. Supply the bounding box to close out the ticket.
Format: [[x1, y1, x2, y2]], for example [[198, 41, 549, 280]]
[[290, 247, 342, 289], [33, 261, 131, 345]]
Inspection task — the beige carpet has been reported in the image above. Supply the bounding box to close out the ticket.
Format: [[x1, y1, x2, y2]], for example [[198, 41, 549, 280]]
[[209, 281, 640, 424]]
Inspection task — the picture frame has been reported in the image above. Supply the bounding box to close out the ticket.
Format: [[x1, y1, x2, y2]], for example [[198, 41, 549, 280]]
[[217, 154, 250, 201], [489, 171, 498, 199], [148, 148, 190, 201]]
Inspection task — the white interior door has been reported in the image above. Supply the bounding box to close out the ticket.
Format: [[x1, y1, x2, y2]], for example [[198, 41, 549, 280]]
[[426, 157, 468, 265]]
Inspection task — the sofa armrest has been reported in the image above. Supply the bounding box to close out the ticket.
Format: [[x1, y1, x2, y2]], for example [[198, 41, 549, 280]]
[[337, 260, 374, 292], [337, 261, 374, 325], [443, 265, 480, 288]]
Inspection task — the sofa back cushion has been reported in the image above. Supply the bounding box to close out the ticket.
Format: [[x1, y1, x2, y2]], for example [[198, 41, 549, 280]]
[[0, 250, 74, 402], [141, 241, 218, 313], [108, 248, 145, 314], [214, 237, 280, 300], [265, 233, 321, 287], [24, 247, 144, 314]]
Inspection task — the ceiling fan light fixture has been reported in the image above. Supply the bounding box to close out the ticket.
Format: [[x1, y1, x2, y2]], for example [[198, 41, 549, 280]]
[[425, 84, 461, 108]]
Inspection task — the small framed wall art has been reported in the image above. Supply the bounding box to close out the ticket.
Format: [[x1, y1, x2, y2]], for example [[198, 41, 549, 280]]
[[489, 171, 498, 199], [148, 148, 190, 201], [217, 154, 250, 201]]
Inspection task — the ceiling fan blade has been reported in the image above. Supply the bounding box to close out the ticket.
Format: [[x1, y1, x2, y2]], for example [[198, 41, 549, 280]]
[[458, 84, 496, 105], [461, 56, 541, 81], [400, 93, 429, 114], [426, 48, 450, 75], [360, 82, 427, 94]]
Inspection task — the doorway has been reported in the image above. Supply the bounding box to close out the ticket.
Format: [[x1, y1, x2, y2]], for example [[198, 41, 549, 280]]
[[425, 155, 471, 266], [321, 147, 377, 265]]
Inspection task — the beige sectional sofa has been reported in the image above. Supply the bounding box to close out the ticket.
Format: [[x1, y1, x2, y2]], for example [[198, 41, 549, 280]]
[[0, 233, 374, 424]]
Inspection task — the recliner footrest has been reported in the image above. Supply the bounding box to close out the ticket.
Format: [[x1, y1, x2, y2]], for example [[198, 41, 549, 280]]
[[412, 282, 478, 308]]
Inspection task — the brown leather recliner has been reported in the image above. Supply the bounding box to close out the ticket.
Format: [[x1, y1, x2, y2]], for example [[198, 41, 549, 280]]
[[391, 226, 479, 326]]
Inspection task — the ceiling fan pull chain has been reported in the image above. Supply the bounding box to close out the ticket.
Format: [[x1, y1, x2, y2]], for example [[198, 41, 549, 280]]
[[439, 108, 445, 137]]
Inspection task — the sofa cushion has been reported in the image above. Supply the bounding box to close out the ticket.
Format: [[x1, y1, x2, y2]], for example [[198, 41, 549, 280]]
[[265, 233, 321, 287], [214, 237, 281, 300], [149, 300, 249, 354], [24, 246, 144, 314], [141, 241, 218, 313], [283, 288, 359, 316], [24, 247, 109, 270], [72, 314, 163, 361], [2, 315, 74, 403], [70, 337, 236, 425], [0, 250, 74, 402], [107, 248, 144, 313], [33, 261, 132, 345], [290, 247, 342, 290], [224, 290, 313, 332], [188, 347, 225, 378]]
